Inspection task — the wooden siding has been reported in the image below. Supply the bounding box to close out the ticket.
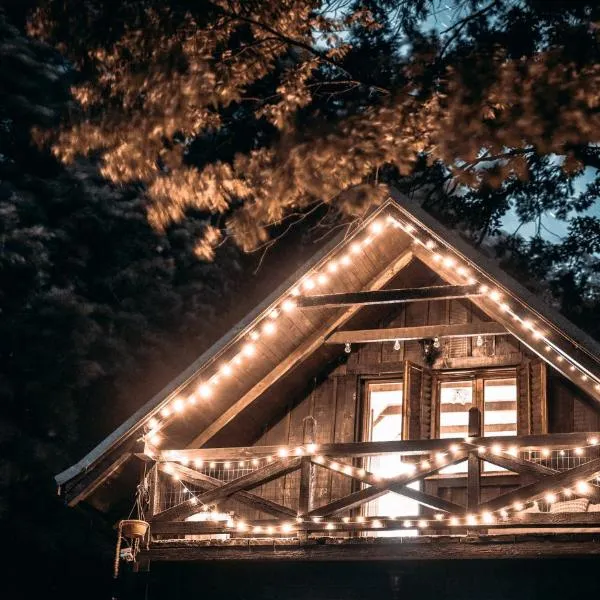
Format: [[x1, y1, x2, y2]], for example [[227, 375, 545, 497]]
[[214, 265, 600, 518]]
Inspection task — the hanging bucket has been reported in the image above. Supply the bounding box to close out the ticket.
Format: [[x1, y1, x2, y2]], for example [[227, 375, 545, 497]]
[[120, 519, 149, 539]]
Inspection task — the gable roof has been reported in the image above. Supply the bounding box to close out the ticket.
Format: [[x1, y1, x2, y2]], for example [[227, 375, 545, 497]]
[[56, 191, 600, 506]]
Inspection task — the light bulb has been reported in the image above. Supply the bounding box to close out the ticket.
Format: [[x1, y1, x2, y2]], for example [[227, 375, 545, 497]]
[[220, 363, 232, 376], [198, 384, 212, 399], [433, 336, 440, 349], [328, 261, 338, 273], [243, 343, 255, 356], [303, 278, 315, 290], [160, 407, 171, 418], [476, 335, 484, 347], [317, 274, 328, 285], [149, 434, 161, 446], [393, 339, 401, 351], [263, 321, 276, 335], [344, 342, 351, 354], [351, 243, 361, 254], [370, 221, 383, 234], [148, 417, 159, 430], [545, 493, 557, 503]]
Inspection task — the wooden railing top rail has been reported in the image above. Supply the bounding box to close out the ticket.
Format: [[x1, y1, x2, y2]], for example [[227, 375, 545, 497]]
[[157, 432, 600, 461], [150, 512, 600, 537]]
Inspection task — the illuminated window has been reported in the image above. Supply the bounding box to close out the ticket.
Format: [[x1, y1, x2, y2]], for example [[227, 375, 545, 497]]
[[364, 382, 419, 536], [438, 374, 517, 474]]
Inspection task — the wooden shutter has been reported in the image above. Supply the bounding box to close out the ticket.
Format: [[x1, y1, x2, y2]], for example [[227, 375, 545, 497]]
[[517, 358, 548, 434], [403, 361, 433, 440]]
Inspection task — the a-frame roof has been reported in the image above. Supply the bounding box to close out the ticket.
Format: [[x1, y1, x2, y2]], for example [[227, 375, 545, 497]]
[[57, 191, 600, 507]]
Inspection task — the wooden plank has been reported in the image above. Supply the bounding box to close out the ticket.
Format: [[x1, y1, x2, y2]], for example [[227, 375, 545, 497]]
[[387, 485, 464, 513], [307, 452, 469, 516], [65, 452, 132, 507], [165, 432, 600, 462], [298, 284, 482, 309], [152, 458, 301, 522], [150, 511, 600, 537], [480, 453, 557, 478], [467, 453, 481, 510], [188, 249, 415, 448], [477, 456, 600, 512], [164, 464, 296, 519], [141, 534, 600, 562], [327, 322, 508, 345], [194, 458, 302, 507]]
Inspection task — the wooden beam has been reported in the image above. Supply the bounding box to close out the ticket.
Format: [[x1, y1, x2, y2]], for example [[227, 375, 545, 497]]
[[166, 464, 296, 519], [152, 458, 301, 522], [149, 511, 600, 538], [388, 485, 464, 514], [188, 250, 415, 448], [141, 533, 600, 562], [478, 457, 600, 512], [65, 452, 132, 507], [297, 284, 481, 309], [326, 322, 506, 344], [189, 458, 302, 509], [307, 453, 469, 517], [164, 432, 600, 462]]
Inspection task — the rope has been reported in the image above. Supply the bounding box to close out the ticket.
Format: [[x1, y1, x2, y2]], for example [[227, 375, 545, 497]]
[[113, 522, 123, 579]]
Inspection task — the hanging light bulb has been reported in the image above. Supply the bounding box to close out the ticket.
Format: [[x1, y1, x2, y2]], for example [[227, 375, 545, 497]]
[[393, 339, 401, 351], [476, 335, 484, 348], [433, 336, 441, 349], [344, 342, 351, 354]]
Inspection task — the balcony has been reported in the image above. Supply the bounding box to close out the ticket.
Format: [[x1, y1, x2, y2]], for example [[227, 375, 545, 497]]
[[138, 428, 600, 562]]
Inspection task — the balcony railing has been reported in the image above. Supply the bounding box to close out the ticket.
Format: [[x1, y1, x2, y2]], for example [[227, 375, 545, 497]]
[[142, 423, 600, 543]]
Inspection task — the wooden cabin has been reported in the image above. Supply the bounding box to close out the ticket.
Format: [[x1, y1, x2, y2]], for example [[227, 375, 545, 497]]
[[57, 192, 600, 587]]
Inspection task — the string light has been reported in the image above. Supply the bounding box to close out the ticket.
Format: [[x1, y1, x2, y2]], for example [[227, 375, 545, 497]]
[[143, 211, 600, 486]]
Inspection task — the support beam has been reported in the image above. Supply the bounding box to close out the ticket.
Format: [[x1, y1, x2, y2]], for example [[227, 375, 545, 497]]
[[297, 284, 481, 309], [166, 464, 296, 519], [388, 485, 464, 514], [141, 533, 600, 562], [326, 322, 506, 344], [152, 458, 301, 522], [477, 457, 600, 512], [188, 250, 414, 448], [164, 432, 600, 462], [307, 453, 469, 517]]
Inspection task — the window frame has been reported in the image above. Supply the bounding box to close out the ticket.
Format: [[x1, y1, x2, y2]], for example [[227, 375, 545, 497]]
[[360, 376, 406, 444], [433, 367, 518, 439]]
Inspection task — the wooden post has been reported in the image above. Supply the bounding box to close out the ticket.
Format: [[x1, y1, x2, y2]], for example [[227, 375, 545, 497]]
[[467, 408, 481, 530], [298, 417, 316, 517], [146, 463, 159, 520]]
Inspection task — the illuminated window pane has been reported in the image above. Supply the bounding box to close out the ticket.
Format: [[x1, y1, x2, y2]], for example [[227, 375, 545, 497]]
[[365, 382, 419, 536], [439, 381, 472, 473], [483, 378, 517, 471]]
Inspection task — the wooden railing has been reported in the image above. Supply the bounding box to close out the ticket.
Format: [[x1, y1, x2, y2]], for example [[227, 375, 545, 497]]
[[143, 418, 600, 541]]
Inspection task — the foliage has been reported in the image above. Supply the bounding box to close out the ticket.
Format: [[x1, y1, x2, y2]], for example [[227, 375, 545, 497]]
[[0, 12, 245, 597], [24, 2, 600, 268]]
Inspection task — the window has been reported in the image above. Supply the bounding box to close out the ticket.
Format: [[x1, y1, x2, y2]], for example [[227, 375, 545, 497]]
[[363, 381, 420, 535], [437, 372, 517, 474]]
